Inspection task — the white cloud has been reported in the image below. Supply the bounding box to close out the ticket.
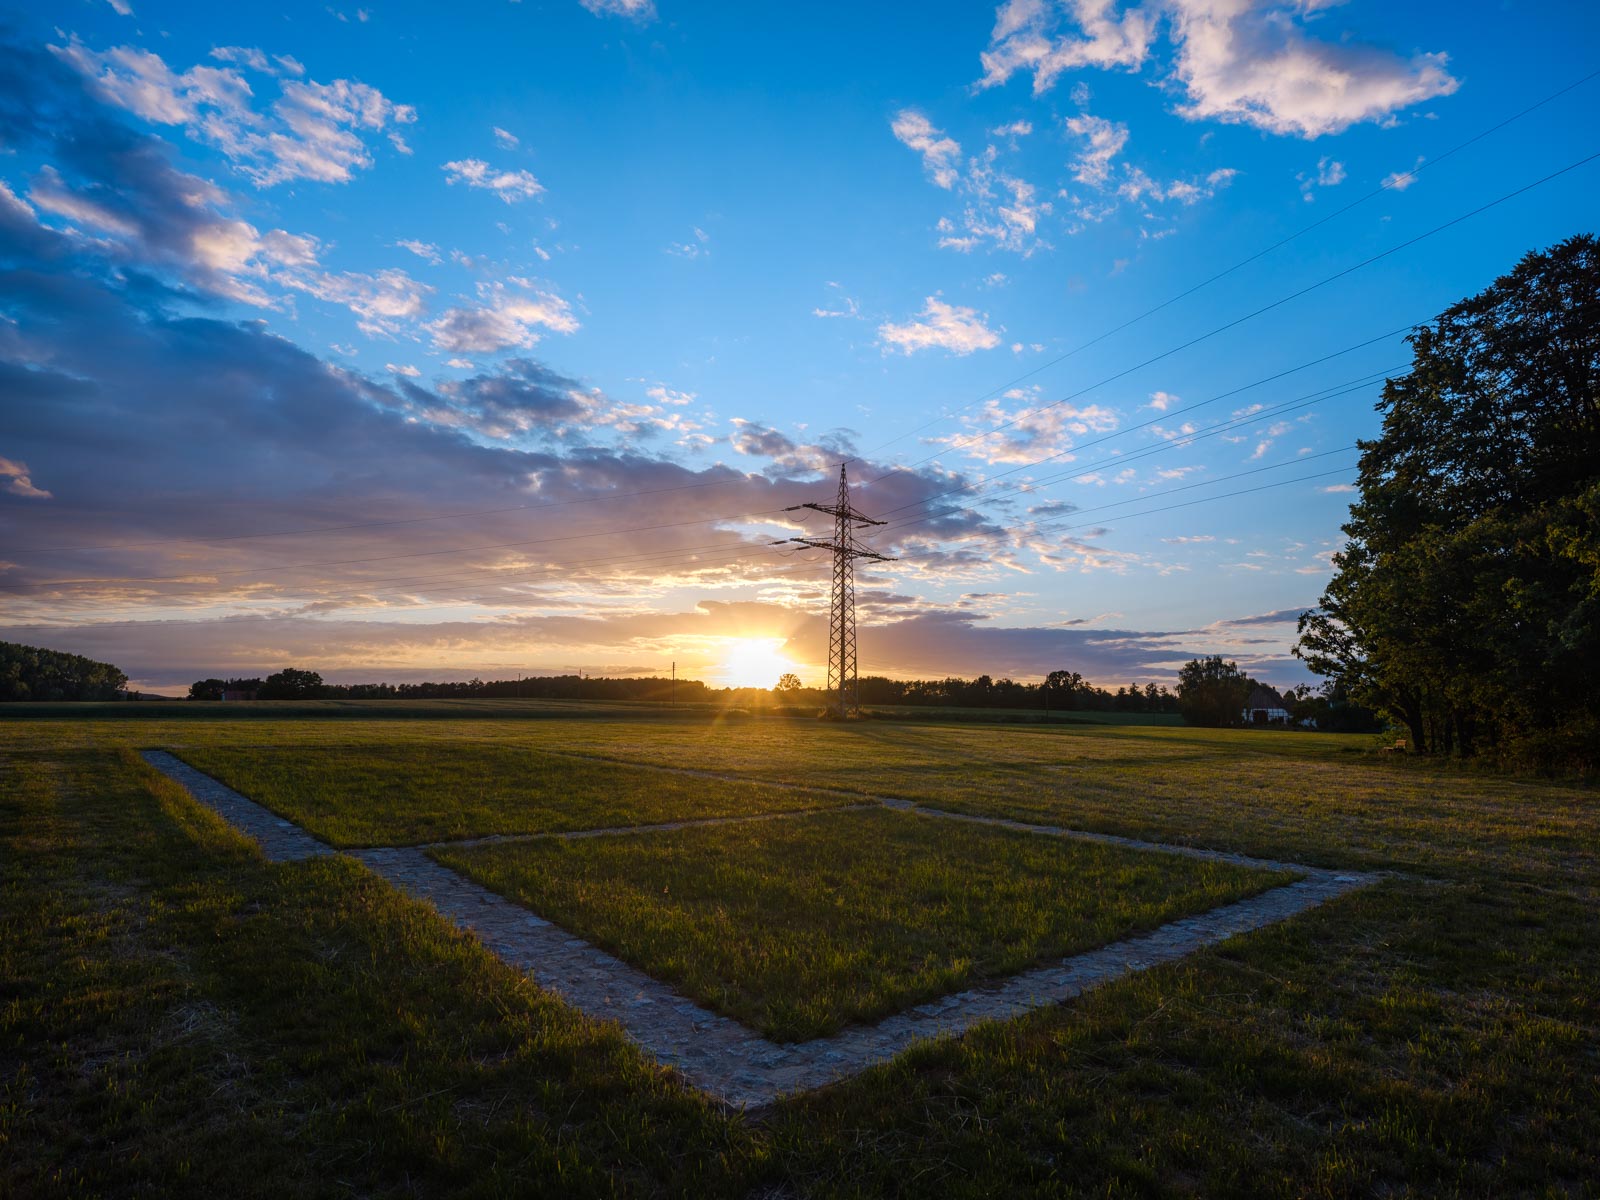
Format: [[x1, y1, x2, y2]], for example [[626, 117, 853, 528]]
[[646, 384, 695, 406], [944, 390, 1119, 464], [492, 126, 519, 148], [579, 0, 656, 18], [442, 158, 546, 202], [1118, 164, 1237, 206], [1147, 390, 1178, 411], [394, 238, 441, 264], [978, 0, 1457, 138], [0, 456, 51, 499], [813, 282, 861, 319], [891, 109, 963, 190], [1161, 534, 1214, 544], [53, 38, 417, 186], [386, 363, 422, 377], [893, 111, 1051, 254], [1064, 107, 1234, 215], [288, 267, 432, 336], [428, 282, 579, 353], [1064, 112, 1128, 186], [1298, 154, 1346, 200], [1168, 0, 1458, 137], [445, 358, 475, 369], [665, 227, 710, 258], [209, 46, 271, 72], [1321, 483, 1356, 493], [989, 119, 1034, 139], [1382, 156, 1426, 191], [105, 0, 134, 14], [878, 297, 1002, 356], [978, 0, 1155, 96]]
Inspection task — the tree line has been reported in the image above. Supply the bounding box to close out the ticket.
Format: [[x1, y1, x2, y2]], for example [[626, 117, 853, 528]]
[[0, 641, 128, 702], [1297, 235, 1598, 773], [186, 667, 1182, 711], [187, 670, 712, 703]]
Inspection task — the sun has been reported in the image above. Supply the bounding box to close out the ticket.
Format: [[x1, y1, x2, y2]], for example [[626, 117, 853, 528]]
[[716, 638, 799, 690]]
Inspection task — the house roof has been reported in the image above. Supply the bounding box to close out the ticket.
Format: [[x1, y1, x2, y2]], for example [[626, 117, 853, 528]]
[[1246, 685, 1285, 709]]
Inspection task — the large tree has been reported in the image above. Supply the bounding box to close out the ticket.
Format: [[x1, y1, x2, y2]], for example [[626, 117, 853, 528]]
[[1176, 656, 1253, 727], [0, 641, 128, 701], [1298, 234, 1599, 769]]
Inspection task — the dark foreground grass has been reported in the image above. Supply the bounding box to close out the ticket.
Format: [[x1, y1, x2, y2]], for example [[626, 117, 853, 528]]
[[4, 712, 1598, 1195], [0, 743, 759, 1198], [173, 742, 845, 846], [433, 809, 1288, 1041]]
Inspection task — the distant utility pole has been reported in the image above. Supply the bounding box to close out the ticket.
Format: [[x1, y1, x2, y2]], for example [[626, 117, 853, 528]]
[[782, 464, 894, 719], [671, 661, 676, 708]]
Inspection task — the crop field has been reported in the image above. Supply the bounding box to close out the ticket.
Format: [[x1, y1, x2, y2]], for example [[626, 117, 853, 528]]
[[3, 704, 1597, 1197]]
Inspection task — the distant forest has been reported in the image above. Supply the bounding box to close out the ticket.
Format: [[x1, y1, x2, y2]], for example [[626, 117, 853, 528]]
[[183, 664, 1377, 729], [0, 641, 128, 701], [186, 666, 1184, 711]]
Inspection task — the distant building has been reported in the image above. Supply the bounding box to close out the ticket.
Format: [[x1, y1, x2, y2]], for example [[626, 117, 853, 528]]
[[1243, 685, 1290, 725]]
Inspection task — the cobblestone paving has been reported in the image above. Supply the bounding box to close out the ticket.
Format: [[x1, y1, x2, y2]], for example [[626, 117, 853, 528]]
[[143, 750, 1382, 1108], [142, 750, 331, 862]]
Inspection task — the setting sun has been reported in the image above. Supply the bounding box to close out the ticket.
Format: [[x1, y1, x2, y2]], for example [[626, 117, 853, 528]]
[[715, 638, 800, 690]]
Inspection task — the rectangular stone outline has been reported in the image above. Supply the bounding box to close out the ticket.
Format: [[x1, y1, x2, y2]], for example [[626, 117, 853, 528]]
[[141, 749, 1380, 1108]]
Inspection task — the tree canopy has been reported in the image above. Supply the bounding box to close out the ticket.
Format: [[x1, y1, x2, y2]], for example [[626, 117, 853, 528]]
[[0, 641, 128, 701], [1176, 656, 1254, 727], [1297, 234, 1599, 772]]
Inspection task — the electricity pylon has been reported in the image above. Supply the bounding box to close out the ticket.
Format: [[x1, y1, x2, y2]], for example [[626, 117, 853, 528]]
[[783, 464, 894, 718]]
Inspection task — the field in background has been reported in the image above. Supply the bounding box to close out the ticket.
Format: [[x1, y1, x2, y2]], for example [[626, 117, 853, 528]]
[[3, 703, 1596, 1196]]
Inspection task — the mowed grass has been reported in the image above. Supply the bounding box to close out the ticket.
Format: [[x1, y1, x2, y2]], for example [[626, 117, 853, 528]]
[[434, 808, 1289, 1041], [4, 708, 1598, 1194], [0, 741, 758, 1199], [173, 742, 846, 847]]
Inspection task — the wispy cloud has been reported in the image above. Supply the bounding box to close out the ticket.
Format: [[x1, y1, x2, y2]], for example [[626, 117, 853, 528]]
[[53, 37, 416, 186], [0, 456, 52, 499], [395, 238, 442, 264], [1298, 154, 1346, 201], [891, 109, 962, 189], [878, 297, 1001, 356], [579, 0, 656, 20], [442, 158, 546, 202], [428, 282, 579, 353]]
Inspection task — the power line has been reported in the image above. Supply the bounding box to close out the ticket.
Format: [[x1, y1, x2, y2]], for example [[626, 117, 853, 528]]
[[15, 72, 1592, 570], [849, 65, 1600, 465], [864, 147, 1600, 482], [19, 149, 1595, 616], [869, 361, 1399, 524]]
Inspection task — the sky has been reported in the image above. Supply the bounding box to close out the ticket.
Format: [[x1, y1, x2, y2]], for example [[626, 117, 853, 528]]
[[0, 0, 1595, 694]]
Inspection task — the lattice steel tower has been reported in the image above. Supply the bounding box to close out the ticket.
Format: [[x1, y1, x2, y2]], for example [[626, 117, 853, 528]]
[[784, 464, 894, 718]]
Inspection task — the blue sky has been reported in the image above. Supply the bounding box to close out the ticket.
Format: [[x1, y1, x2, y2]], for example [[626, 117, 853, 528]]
[[0, 0, 1595, 691]]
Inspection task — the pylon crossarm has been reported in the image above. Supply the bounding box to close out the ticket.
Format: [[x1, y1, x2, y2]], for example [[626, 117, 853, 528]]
[[786, 538, 895, 561], [789, 502, 885, 526]]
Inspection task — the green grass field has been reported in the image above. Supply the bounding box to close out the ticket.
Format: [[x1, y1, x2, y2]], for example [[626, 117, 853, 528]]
[[175, 741, 850, 846], [3, 704, 1596, 1195], [434, 808, 1287, 1041]]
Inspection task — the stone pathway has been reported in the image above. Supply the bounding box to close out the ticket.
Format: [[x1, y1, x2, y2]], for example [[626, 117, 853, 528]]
[[144, 750, 330, 862], [141, 749, 1381, 1109]]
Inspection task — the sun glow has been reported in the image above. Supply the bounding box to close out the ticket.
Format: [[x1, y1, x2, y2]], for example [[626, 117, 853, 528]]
[[716, 638, 800, 689]]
